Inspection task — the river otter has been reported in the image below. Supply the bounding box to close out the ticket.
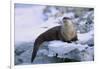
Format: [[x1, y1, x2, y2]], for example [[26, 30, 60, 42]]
[[31, 17, 78, 62]]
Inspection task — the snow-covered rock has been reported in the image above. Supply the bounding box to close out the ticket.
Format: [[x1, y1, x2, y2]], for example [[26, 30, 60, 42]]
[[77, 30, 94, 45], [45, 40, 94, 61]]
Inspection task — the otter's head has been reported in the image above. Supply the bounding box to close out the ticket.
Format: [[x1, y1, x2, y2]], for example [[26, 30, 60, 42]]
[[62, 17, 71, 23], [62, 17, 72, 28]]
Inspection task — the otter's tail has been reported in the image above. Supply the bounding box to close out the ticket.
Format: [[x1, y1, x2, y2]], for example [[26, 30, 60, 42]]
[[31, 45, 39, 63], [31, 37, 44, 63]]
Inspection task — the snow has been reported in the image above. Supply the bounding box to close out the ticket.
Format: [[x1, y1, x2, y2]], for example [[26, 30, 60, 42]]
[[15, 5, 46, 43], [14, 4, 94, 65], [77, 30, 94, 44], [46, 40, 93, 61], [63, 12, 75, 18]]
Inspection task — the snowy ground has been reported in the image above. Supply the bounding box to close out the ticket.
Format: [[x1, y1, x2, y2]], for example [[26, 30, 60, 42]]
[[14, 4, 94, 65]]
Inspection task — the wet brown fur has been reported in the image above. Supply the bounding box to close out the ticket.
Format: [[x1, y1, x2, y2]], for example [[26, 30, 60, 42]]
[[31, 17, 78, 62]]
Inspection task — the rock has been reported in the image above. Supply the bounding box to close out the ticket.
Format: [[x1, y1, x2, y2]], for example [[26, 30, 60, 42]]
[[15, 56, 23, 65], [41, 40, 94, 62]]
